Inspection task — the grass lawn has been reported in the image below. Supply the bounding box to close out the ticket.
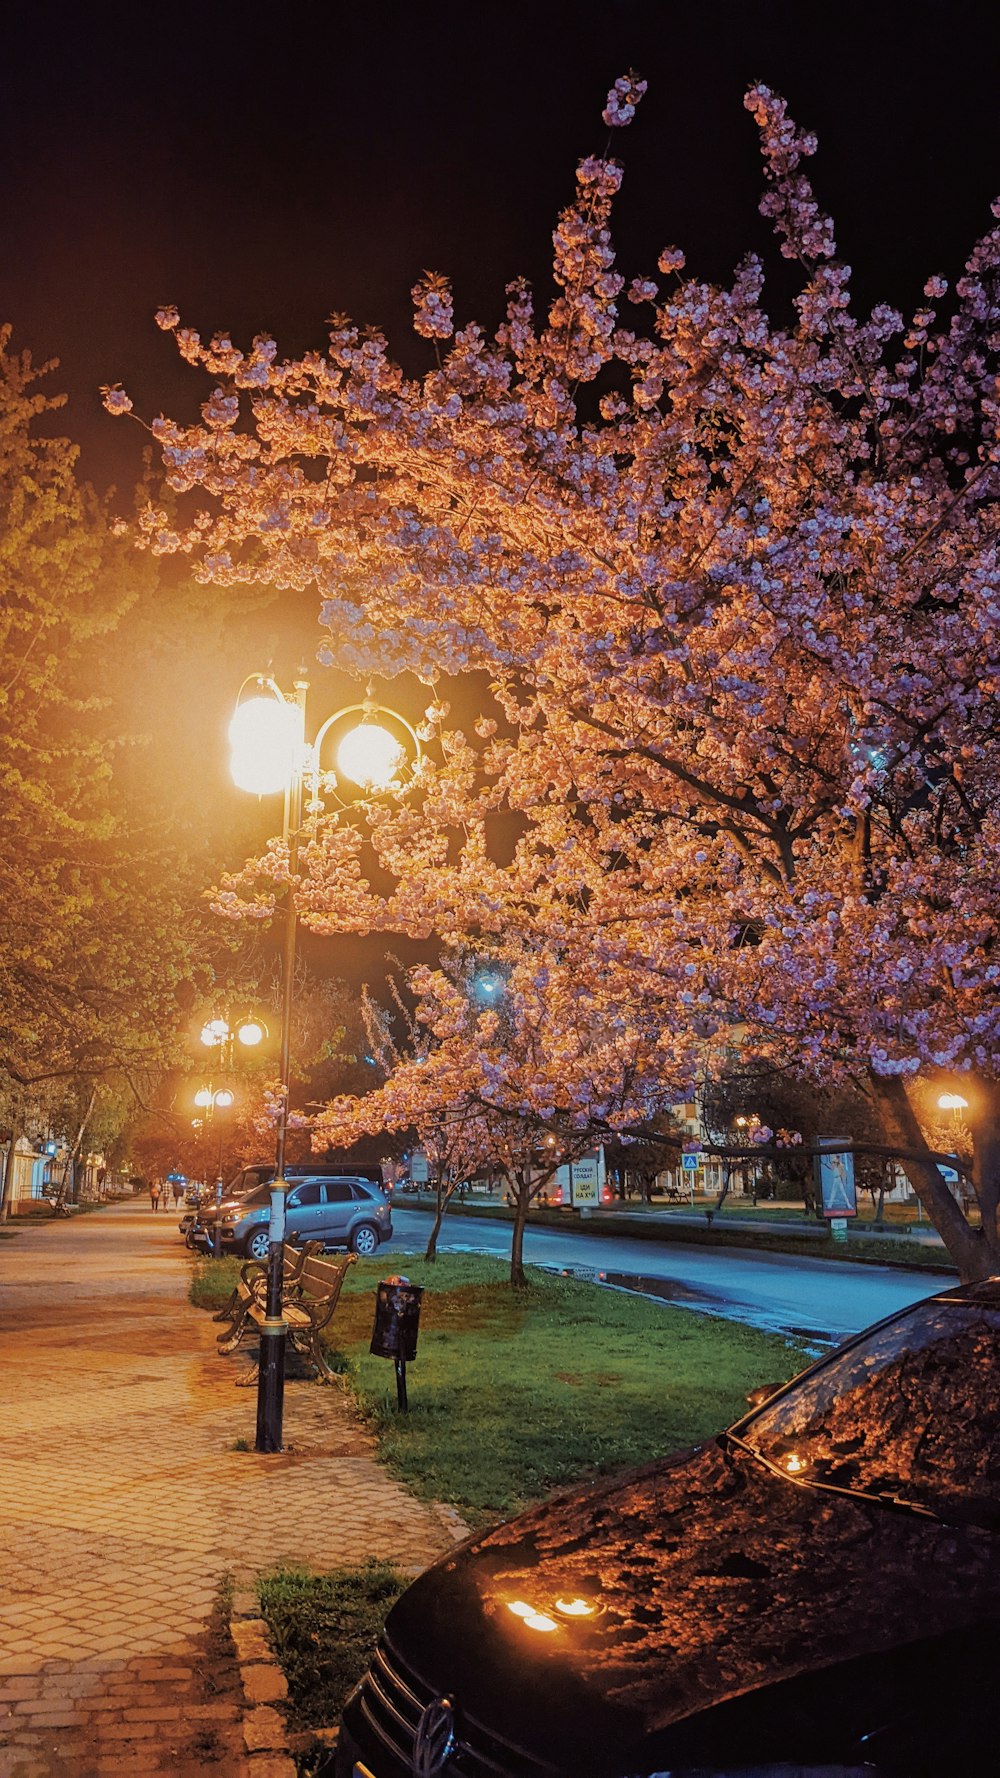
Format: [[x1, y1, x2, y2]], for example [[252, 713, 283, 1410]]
[[192, 1251, 809, 1745], [258, 1562, 407, 1741], [192, 1250, 807, 1526]]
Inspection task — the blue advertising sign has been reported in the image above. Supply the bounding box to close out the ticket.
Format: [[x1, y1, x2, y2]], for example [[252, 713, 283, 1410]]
[[816, 1139, 857, 1220]]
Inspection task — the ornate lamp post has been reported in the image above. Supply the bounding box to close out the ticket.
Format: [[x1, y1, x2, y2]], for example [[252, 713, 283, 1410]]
[[229, 672, 420, 1453]]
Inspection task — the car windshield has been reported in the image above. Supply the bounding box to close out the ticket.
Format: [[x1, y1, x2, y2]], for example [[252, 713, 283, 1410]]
[[240, 1185, 272, 1208], [739, 1299, 1000, 1527]]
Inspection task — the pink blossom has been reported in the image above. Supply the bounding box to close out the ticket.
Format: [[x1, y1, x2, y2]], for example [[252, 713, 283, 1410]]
[[602, 71, 647, 129], [412, 271, 454, 340], [101, 385, 133, 416]]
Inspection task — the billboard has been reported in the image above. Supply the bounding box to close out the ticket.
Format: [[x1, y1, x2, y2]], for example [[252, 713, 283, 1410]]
[[554, 1149, 605, 1206], [816, 1139, 857, 1220]]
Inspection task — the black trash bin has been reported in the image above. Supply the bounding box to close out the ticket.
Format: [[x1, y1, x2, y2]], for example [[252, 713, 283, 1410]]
[[370, 1276, 424, 1410]]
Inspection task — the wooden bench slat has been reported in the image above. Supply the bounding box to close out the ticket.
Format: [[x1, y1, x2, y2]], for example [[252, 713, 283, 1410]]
[[218, 1250, 356, 1383]]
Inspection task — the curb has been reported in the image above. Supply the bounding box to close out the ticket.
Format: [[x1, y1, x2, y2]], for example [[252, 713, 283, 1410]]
[[230, 1569, 298, 1778], [229, 1507, 469, 1770], [229, 1512, 472, 1776]]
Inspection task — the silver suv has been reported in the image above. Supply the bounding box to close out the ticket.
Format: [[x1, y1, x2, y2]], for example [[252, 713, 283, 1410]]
[[194, 1175, 392, 1260]]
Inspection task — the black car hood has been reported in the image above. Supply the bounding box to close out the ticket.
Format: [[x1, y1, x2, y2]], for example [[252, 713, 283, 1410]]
[[386, 1440, 1000, 1772]]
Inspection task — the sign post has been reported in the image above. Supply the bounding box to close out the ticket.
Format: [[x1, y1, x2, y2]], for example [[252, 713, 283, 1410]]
[[681, 1145, 701, 1207]]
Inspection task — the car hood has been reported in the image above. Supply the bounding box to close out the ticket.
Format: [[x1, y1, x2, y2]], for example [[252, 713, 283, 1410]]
[[385, 1440, 1000, 1773]]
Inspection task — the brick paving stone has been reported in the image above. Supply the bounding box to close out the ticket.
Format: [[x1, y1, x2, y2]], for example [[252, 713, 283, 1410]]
[[0, 1201, 456, 1775]]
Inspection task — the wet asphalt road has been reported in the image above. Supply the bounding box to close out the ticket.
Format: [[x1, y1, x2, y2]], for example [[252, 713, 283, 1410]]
[[384, 1206, 955, 1346]]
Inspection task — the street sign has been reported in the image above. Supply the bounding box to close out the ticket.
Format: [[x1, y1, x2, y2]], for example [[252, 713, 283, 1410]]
[[410, 1151, 430, 1184], [830, 1217, 848, 1243], [681, 1153, 701, 1173]]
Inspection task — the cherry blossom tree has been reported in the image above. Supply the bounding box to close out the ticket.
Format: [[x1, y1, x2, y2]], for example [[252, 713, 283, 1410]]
[[317, 950, 691, 1284], [109, 75, 1000, 1278]]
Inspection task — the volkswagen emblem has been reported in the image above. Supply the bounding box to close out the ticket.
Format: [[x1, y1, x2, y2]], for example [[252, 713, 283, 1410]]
[[412, 1695, 456, 1777]]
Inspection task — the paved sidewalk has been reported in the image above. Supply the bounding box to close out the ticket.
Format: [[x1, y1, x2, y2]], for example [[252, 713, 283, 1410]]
[[0, 1203, 455, 1776]]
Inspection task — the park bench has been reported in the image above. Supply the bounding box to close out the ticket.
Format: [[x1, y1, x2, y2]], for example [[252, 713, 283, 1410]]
[[218, 1251, 356, 1385], [212, 1239, 322, 1335]]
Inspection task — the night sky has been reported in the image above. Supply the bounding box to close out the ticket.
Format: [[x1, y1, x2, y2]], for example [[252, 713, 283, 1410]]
[[4, 0, 999, 496], [3, 0, 998, 985]]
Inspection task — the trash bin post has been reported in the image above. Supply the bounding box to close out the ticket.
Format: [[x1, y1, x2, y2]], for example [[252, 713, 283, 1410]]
[[370, 1276, 424, 1413]]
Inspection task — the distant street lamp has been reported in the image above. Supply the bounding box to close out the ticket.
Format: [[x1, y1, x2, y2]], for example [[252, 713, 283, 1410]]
[[197, 1015, 265, 1247], [193, 1084, 238, 1253], [938, 1091, 970, 1135], [471, 968, 504, 1005], [938, 1092, 969, 1113], [229, 672, 420, 1452]]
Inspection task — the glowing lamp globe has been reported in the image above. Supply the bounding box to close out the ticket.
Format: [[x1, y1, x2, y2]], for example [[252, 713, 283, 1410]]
[[472, 970, 504, 1004], [214, 1090, 235, 1110], [336, 722, 405, 790], [237, 1020, 266, 1048], [194, 1088, 213, 1109], [201, 1018, 229, 1047], [938, 1092, 969, 1112], [229, 697, 299, 795]]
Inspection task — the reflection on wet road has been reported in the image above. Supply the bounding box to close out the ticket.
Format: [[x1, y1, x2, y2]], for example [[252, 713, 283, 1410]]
[[386, 1208, 955, 1346]]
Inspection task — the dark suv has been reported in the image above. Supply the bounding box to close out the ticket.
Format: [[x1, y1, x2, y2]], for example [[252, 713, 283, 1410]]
[[192, 1172, 392, 1259]]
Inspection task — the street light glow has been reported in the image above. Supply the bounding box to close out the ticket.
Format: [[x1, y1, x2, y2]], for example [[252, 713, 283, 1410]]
[[214, 1089, 235, 1109], [229, 696, 300, 795], [938, 1092, 969, 1111], [336, 722, 405, 790], [237, 1020, 266, 1047], [194, 1087, 213, 1108]]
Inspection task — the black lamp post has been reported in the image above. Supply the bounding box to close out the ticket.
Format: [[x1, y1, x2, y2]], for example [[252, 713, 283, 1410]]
[[229, 673, 420, 1452]]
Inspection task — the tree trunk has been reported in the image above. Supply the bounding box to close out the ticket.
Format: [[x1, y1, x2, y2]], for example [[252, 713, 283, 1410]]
[[1, 1094, 25, 1223], [509, 1170, 528, 1287], [715, 1162, 733, 1212], [868, 1071, 995, 1280], [0, 1137, 12, 1224], [971, 1077, 1000, 1256], [55, 1086, 97, 1210], [424, 1198, 446, 1261]]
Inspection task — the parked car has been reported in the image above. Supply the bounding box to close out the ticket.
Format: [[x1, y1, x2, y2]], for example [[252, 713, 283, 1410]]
[[179, 1170, 261, 1241], [191, 1173, 392, 1259], [181, 1162, 384, 1245], [334, 1279, 1000, 1777]]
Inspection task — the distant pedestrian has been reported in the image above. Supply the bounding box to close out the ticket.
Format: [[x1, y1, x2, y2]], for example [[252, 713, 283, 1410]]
[[172, 1180, 182, 1208], [150, 1180, 161, 1213]]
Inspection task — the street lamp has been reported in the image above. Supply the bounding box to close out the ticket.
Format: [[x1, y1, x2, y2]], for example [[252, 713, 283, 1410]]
[[938, 1092, 969, 1113], [200, 1015, 267, 1054], [229, 672, 421, 1452], [194, 1085, 238, 1252]]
